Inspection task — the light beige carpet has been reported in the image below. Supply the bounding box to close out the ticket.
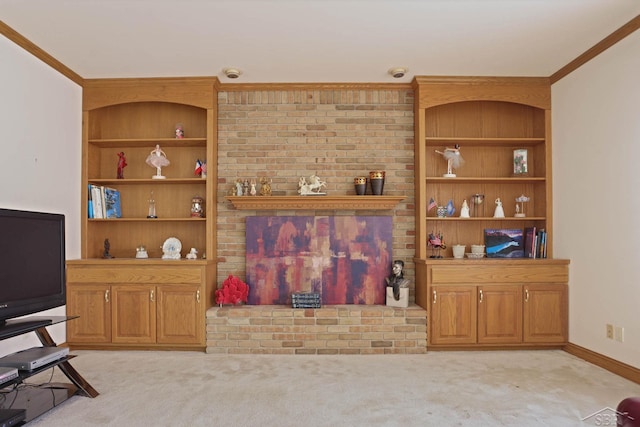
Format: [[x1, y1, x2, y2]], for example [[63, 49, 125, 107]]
[[22, 349, 640, 426]]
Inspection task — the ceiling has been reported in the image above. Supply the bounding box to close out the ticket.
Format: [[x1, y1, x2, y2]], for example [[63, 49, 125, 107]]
[[2, 0, 640, 83]]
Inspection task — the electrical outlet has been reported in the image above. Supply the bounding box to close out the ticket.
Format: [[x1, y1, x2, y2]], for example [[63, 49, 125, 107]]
[[606, 324, 614, 339], [615, 326, 624, 342]]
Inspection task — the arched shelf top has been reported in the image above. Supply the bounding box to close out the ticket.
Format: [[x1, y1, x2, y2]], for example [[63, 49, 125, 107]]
[[83, 77, 218, 111], [412, 76, 550, 110]]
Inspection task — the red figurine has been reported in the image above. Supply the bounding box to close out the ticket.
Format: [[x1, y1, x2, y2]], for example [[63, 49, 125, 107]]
[[117, 152, 127, 179]]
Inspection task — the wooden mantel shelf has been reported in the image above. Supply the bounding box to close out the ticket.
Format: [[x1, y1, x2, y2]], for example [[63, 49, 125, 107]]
[[226, 195, 405, 210]]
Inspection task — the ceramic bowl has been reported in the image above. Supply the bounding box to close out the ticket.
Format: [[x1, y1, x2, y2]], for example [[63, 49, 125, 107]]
[[466, 252, 485, 259]]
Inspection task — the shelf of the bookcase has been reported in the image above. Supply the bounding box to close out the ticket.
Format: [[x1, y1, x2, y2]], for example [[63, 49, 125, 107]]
[[88, 217, 206, 222], [426, 177, 545, 183], [425, 217, 546, 221], [88, 178, 206, 185], [69, 258, 212, 265], [88, 138, 206, 148], [425, 137, 545, 146]]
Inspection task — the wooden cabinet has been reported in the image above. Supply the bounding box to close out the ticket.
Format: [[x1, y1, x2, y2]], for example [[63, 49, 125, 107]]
[[66, 284, 111, 343], [523, 283, 568, 343], [66, 260, 214, 350], [429, 285, 477, 345], [111, 285, 156, 344], [69, 78, 218, 350], [422, 259, 569, 349], [478, 285, 523, 344], [156, 284, 203, 344]]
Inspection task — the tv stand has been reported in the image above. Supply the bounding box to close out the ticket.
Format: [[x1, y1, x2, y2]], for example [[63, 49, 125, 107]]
[[0, 316, 98, 423]]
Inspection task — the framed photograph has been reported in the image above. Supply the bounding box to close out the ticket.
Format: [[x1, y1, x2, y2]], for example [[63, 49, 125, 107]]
[[484, 228, 524, 258], [513, 148, 528, 175]]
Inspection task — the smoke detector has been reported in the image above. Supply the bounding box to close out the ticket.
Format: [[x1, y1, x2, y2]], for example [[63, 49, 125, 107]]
[[223, 68, 242, 79], [388, 67, 408, 78]]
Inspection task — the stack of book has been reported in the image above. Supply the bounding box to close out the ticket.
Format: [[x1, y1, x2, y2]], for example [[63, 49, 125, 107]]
[[88, 184, 121, 219], [291, 292, 321, 309], [524, 227, 548, 259]]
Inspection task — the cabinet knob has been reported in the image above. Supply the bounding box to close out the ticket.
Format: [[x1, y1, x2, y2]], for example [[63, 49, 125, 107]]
[[104, 289, 109, 303], [150, 289, 155, 302], [525, 289, 529, 302], [196, 289, 201, 303], [432, 290, 437, 304], [479, 289, 484, 303]]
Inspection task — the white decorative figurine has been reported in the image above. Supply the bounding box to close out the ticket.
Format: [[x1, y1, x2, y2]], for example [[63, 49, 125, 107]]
[[435, 144, 464, 178], [298, 174, 327, 195], [186, 248, 198, 260], [135, 245, 148, 259], [145, 144, 170, 179], [493, 198, 505, 218], [460, 199, 470, 218]]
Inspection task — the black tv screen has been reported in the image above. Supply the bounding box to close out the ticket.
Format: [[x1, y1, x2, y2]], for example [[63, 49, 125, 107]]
[[0, 208, 66, 324]]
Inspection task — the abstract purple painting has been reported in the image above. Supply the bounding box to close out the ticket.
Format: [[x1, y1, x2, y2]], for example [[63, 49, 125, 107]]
[[245, 216, 392, 305]]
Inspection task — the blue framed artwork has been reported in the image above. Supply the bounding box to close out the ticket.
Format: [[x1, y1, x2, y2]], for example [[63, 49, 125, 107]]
[[484, 228, 524, 258]]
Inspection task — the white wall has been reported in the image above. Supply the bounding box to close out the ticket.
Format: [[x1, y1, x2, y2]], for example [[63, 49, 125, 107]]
[[552, 31, 640, 367], [0, 36, 82, 355]]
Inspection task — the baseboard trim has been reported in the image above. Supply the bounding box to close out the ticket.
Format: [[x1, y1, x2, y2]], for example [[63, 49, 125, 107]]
[[564, 342, 640, 384]]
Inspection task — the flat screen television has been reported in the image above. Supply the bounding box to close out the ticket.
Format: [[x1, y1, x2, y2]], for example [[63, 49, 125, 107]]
[[0, 208, 66, 326]]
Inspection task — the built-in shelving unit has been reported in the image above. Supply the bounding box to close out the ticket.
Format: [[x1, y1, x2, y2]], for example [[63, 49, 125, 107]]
[[66, 78, 218, 351], [412, 76, 569, 349]]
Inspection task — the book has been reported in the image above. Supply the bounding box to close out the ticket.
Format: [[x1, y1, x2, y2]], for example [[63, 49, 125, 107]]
[[523, 227, 536, 258], [536, 229, 547, 259], [90, 185, 104, 219], [87, 185, 94, 219], [484, 228, 524, 258], [104, 187, 122, 218]]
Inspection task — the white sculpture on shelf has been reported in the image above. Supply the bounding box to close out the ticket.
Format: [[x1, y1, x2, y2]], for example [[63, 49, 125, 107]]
[[435, 144, 464, 178], [460, 199, 470, 218], [145, 144, 170, 179], [186, 248, 198, 260], [493, 198, 505, 218], [298, 175, 327, 195], [135, 245, 148, 259]]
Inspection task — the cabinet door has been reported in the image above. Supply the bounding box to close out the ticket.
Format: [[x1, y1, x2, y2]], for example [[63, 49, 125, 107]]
[[66, 284, 111, 343], [111, 285, 156, 344], [156, 285, 203, 345], [523, 284, 567, 343], [430, 285, 477, 345], [477, 285, 523, 344]]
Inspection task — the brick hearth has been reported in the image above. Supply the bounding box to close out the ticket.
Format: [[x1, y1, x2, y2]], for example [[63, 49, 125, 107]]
[[206, 305, 427, 355]]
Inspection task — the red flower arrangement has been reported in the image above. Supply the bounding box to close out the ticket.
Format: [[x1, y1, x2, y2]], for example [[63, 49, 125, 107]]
[[215, 275, 249, 306]]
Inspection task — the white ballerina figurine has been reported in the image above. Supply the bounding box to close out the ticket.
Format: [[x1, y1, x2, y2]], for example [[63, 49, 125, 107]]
[[493, 198, 505, 218], [145, 144, 170, 179], [435, 144, 464, 178]]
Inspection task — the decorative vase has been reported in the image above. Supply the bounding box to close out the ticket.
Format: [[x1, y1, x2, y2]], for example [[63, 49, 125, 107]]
[[369, 171, 385, 195], [452, 244, 466, 259], [354, 177, 367, 195], [436, 206, 447, 218]]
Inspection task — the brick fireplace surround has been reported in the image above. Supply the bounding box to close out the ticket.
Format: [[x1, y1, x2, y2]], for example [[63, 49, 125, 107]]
[[206, 304, 426, 354]]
